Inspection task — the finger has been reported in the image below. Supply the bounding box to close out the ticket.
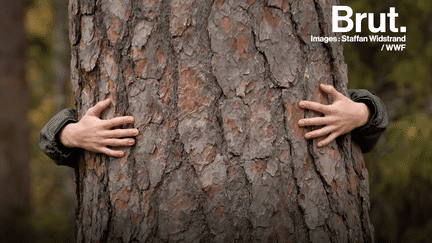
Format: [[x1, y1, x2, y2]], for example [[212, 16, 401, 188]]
[[99, 147, 125, 157], [299, 100, 331, 114], [103, 128, 139, 138], [87, 99, 111, 117], [103, 116, 135, 128], [102, 138, 136, 147], [304, 125, 337, 139], [319, 84, 343, 101], [317, 132, 339, 147], [298, 117, 334, 127]]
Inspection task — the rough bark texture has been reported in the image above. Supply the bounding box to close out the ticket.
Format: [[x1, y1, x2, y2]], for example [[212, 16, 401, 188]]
[[0, 0, 31, 241], [70, 0, 373, 242]]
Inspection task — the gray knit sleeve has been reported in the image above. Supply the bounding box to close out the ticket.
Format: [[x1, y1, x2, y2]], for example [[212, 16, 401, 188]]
[[38, 108, 81, 168]]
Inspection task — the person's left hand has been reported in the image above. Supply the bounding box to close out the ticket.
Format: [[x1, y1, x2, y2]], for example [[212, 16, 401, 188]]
[[60, 98, 139, 157], [298, 84, 370, 147]]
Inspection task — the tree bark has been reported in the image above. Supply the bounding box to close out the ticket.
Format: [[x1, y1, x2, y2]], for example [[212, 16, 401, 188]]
[[0, 0, 31, 241], [70, 0, 373, 242]]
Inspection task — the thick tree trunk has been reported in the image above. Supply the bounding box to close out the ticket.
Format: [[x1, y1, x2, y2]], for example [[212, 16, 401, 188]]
[[0, 0, 31, 241], [70, 0, 373, 242]]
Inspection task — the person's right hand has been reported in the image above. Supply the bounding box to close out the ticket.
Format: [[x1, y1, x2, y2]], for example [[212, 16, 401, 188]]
[[298, 84, 370, 148], [59, 99, 139, 157]]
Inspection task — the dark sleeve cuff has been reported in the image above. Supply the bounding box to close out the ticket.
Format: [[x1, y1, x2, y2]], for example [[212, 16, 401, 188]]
[[38, 108, 82, 168], [348, 89, 389, 153]]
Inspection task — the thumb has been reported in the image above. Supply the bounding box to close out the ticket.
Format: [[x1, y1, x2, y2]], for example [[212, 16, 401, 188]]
[[87, 99, 111, 117], [319, 84, 343, 101]]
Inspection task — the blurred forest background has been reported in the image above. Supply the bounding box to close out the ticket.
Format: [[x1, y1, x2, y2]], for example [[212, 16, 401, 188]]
[[0, 0, 431, 242]]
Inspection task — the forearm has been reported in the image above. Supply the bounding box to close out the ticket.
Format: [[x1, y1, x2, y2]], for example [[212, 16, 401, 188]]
[[353, 101, 371, 128], [59, 123, 79, 148]]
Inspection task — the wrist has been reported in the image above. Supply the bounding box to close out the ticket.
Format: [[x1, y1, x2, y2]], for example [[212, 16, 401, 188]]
[[356, 102, 370, 128], [59, 123, 78, 148]]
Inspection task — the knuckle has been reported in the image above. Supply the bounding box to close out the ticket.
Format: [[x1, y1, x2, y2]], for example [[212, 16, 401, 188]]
[[308, 132, 317, 138], [86, 107, 95, 114], [301, 101, 312, 109], [129, 129, 138, 136], [326, 107, 336, 114]]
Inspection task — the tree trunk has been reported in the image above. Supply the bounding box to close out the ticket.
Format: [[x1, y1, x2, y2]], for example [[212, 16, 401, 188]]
[[70, 0, 373, 242], [0, 0, 31, 241]]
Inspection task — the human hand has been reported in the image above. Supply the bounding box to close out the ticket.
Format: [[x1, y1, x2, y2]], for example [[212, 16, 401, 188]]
[[298, 84, 370, 147], [59, 99, 139, 157]]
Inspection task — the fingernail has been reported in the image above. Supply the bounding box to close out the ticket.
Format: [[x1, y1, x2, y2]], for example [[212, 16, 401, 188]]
[[318, 142, 323, 147]]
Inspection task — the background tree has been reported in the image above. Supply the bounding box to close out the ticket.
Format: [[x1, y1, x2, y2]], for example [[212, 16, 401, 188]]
[[70, 0, 373, 242], [0, 0, 32, 241], [26, 0, 76, 241]]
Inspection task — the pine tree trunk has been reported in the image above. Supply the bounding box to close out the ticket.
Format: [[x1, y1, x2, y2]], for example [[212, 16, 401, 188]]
[[70, 0, 373, 242], [0, 0, 31, 241]]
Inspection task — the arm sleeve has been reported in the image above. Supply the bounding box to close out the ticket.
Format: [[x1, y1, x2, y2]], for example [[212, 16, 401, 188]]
[[348, 89, 388, 153], [38, 108, 82, 168]]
